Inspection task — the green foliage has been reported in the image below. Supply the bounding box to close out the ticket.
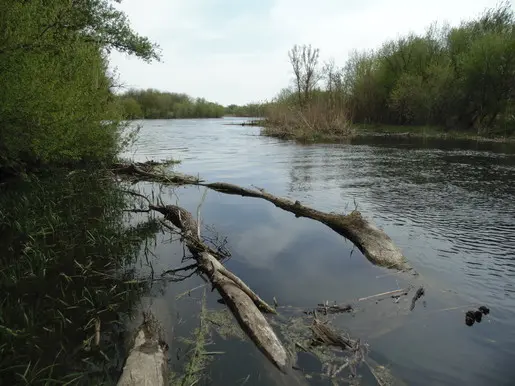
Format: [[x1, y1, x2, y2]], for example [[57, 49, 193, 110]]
[[118, 89, 226, 119], [224, 103, 266, 117], [266, 2, 515, 138], [0, 0, 160, 172], [345, 2, 515, 134]]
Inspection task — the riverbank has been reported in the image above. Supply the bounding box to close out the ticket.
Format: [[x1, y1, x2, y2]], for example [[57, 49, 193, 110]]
[[259, 120, 515, 144]]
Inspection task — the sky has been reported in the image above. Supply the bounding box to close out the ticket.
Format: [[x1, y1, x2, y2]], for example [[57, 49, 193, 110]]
[[109, 0, 512, 106]]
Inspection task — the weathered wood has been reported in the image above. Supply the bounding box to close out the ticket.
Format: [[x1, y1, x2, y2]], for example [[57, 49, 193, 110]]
[[117, 311, 168, 386], [150, 204, 277, 314], [117, 161, 413, 272], [203, 182, 411, 271], [148, 203, 289, 373], [199, 252, 289, 372]]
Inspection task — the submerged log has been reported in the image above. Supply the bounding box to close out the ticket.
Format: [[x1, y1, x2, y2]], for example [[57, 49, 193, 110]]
[[116, 161, 413, 272], [199, 252, 289, 372], [149, 203, 289, 373], [117, 311, 168, 386]]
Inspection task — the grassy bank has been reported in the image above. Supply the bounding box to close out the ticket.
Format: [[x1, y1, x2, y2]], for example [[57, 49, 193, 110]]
[[0, 169, 159, 384], [354, 124, 515, 143], [259, 120, 515, 144]]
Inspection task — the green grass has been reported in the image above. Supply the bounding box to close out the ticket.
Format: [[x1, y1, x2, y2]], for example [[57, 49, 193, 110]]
[[261, 121, 515, 144], [0, 168, 160, 385], [354, 123, 515, 142]]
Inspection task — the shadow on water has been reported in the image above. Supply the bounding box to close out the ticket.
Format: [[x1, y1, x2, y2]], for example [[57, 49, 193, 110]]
[[0, 170, 160, 385]]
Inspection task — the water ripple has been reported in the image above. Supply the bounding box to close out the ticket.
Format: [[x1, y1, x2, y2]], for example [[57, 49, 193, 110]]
[[125, 118, 515, 386]]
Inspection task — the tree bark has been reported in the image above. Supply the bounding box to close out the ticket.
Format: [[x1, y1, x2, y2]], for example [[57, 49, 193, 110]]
[[149, 204, 290, 373], [115, 162, 414, 272], [117, 311, 168, 386]]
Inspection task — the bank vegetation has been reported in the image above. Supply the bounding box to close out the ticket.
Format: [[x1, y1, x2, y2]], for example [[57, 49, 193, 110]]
[[262, 2, 515, 141]]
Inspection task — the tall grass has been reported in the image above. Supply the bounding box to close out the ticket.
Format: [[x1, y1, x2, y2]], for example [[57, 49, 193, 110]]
[[0, 169, 160, 385]]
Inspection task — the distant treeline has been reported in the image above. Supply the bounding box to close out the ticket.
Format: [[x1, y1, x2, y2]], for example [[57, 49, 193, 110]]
[[225, 103, 266, 117], [265, 2, 515, 139], [118, 89, 266, 119]]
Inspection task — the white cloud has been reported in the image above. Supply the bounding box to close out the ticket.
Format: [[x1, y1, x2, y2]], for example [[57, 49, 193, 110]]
[[109, 0, 508, 105]]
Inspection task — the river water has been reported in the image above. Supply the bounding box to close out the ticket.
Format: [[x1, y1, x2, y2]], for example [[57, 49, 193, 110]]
[[122, 117, 515, 386]]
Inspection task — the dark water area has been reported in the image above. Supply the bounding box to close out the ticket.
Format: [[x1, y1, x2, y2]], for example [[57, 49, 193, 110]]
[[1, 117, 514, 385], [122, 118, 515, 385]]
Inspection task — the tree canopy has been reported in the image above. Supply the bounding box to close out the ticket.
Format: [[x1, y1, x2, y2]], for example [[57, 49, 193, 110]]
[[0, 0, 160, 173], [117, 89, 226, 119], [267, 2, 515, 137]]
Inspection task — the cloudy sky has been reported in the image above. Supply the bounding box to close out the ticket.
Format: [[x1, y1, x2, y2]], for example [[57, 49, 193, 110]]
[[109, 0, 508, 106]]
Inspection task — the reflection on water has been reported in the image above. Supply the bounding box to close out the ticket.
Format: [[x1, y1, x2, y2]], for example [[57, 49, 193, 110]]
[[122, 118, 515, 385]]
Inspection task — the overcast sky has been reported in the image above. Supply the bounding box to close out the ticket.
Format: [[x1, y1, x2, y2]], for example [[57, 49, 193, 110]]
[[109, 0, 509, 106]]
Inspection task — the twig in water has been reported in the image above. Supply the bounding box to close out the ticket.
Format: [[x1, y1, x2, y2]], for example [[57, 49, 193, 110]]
[[196, 187, 209, 239], [124, 208, 151, 213], [358, 288, 410, 302], [120, 189, 153, 206], [162, 263, 198, 277], [176, 284, 208, 300]]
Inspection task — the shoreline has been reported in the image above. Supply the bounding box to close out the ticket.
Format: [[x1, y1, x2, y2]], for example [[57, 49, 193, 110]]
[[257, 121, 515, 145]]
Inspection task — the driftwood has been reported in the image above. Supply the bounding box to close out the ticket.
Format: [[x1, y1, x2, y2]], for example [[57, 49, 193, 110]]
[[149, 203, 289, 373], [311, 318, 357, 350], [115, 161, 413, 272], [309, 317, 369, 378], [316, 302, 353, 315], [117, 311, 168, 386]]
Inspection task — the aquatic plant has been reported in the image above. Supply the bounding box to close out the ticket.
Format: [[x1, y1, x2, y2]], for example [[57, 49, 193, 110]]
[[0, 169, 160, 385]]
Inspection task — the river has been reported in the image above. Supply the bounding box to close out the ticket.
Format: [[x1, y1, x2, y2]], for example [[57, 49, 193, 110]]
[[126, 117, 514, 385], [121, 117, 515, 385]]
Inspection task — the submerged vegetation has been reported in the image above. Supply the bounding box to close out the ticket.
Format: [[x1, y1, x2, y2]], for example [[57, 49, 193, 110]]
[[262, 2, 515, 141], [0, 1, 163, 384]]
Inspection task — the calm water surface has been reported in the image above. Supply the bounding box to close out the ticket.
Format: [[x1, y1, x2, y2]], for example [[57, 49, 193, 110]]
[[123, 118, 515, 385]]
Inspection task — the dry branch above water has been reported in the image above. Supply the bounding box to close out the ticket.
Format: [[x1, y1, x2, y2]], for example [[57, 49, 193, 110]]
[[114, 161, 414, 272]]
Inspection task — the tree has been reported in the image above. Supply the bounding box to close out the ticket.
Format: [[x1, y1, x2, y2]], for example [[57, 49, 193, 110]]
[[0, 1, 161, 172], [288, 44, 321, 107]]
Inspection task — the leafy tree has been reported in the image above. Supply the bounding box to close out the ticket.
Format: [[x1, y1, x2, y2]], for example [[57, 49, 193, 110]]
[[0, 0, 160, 173], [267, 2, 515, 137], [117, 89, 226, 119]]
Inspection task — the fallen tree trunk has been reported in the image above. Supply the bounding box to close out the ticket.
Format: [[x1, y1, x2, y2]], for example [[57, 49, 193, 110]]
[[116, 162, 413, 272], [117, 311, 168, 386], [149, 203, 290, 373]]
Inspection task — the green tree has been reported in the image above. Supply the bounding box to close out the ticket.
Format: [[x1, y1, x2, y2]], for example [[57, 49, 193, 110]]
[[0, 0, 160, 173]]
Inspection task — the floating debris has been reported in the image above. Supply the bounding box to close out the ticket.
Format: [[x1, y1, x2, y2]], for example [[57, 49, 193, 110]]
[[465, 306, 491, 327], [478, 306, 490, 315], [409, 287, 425, 311], [316, 303, 353, 315]]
